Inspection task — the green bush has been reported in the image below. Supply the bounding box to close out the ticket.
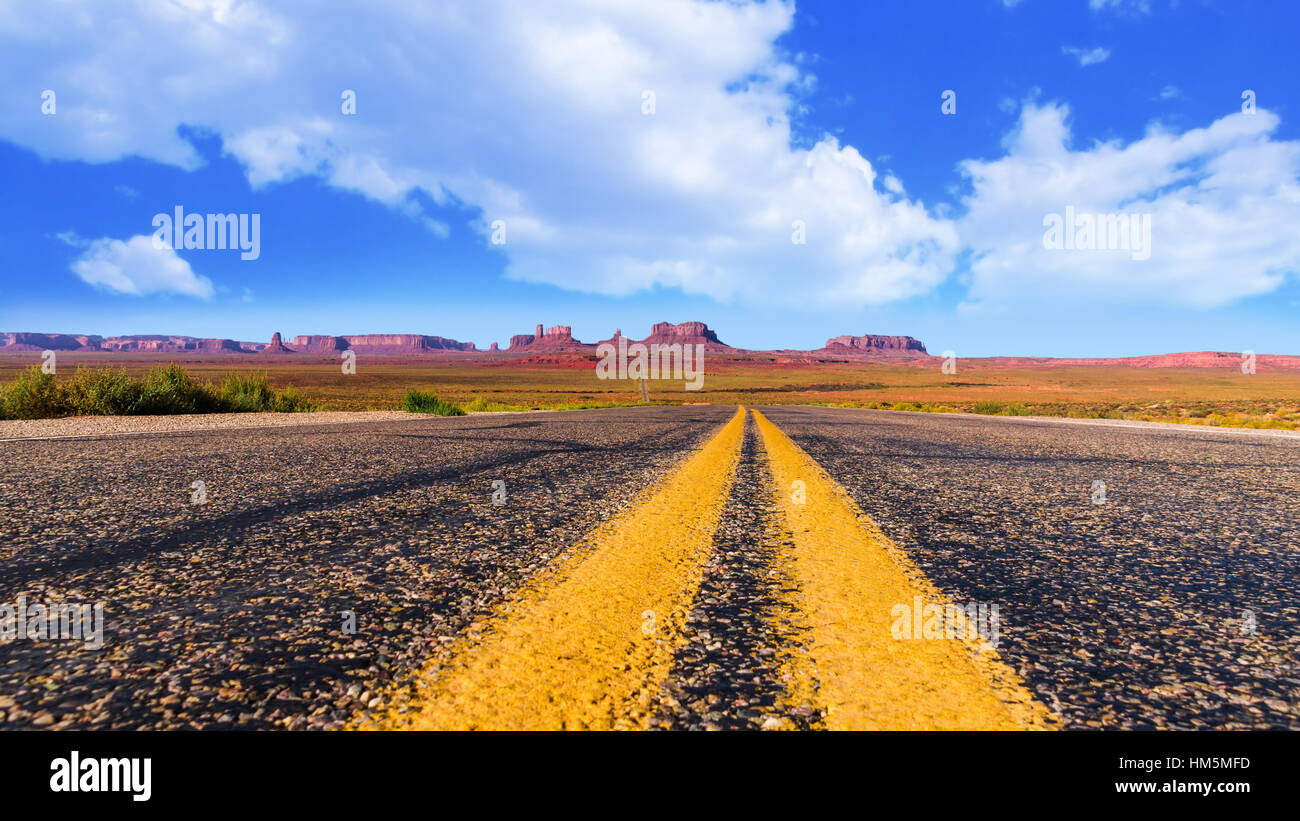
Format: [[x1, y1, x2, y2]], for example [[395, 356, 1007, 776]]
[[221, 371, 318, 412], [0, 363, 323, 419], [132, 364, 223, 415], [462, 396, 510, 413], [1004, 402, 1032, 416], [220, 371, 277, 412], [271, 385, 318, 413], [2, 366, 72, 419], [402, 389, 465, 416], [973, 400, 1002, 415], [66, 366, 143, 415]]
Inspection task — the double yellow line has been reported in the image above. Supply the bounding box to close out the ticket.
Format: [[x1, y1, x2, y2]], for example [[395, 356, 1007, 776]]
[[363, 407, 1056, 731]]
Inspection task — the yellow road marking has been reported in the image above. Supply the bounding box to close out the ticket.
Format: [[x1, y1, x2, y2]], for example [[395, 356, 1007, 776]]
[[752, 409, 1057, 730], [368, 406, 746, 730]]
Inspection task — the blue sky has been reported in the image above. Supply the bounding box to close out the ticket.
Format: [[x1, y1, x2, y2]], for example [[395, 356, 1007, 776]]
[[1, 0, 1297, 356]]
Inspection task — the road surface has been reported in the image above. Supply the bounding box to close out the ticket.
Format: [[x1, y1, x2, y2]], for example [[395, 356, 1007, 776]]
[[1, 406, 1295, 730]]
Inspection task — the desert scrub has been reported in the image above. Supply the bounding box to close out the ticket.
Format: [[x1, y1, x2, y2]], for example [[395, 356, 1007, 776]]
[[0, 364, 322, 418], [402, 389, 465, 416], [133, 364, 224, 414], [548, 400, 646, 410], [271, 385, 319, 412], [1, 366, 72, 419], [222, 371, 318, 412], [461, 395, 513, 413], [220, 371, 277, 411], [65, 366, 142, 415]]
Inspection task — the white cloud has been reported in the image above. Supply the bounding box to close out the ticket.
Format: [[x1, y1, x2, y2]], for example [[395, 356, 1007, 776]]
[[3, 1, 1297, 315], [1157, 85, 1181, 100], [69, 235, 214, 298], [1062, 46, 1112, 67], [957, 103, 1300, 310], [421, 218, 451, 239], [1090, 0, 1152, 14], [0, 0, 956, 307]]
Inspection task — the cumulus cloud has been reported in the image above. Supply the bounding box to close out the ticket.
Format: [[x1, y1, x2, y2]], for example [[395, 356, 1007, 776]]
[[1062, 46, 1111, 67], [1, 1, 1296, 313], [957, 103, 1300, 310], [0, 0, 956, 307], [1090, 0, 1152, 14], [69, 235, 214, 298]]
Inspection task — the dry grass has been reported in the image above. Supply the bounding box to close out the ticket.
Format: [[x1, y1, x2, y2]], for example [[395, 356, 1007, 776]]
[[3, 352, 1297, 428]]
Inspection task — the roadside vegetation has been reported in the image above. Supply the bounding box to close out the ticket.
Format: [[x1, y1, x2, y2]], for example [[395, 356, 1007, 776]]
[[460, 395, 664, 412], [826, 399, 1300, 430], [403, 391, 652, 415], [4, 357, 1296, 430], [401, 389, 466, 416], [0, 365, 319, 420]]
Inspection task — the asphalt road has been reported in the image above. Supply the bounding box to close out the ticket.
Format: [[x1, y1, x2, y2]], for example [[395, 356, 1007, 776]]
[[1, 405, 1296, 730], [0, 407, 733, 729], [761, 406, 1300, 729]]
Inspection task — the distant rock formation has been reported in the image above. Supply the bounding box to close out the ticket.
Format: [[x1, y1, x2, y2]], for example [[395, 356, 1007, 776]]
[[276, 334, 477, 354], [421, 336, 477, 352], [0, 330, 478, 355], [290, 335, 348, 353], [508, 323, 589, 351], [925, 351, 1297, 370], [0, 332, 103, 351], [645, 321, 729, 349], [823, 334, 927, 354], [110, 336, 246, 353], [0, 333, 249, 353], [260, 332, 293, 354], [597, 321, 733, 352], [10, 326, 1298, 369]]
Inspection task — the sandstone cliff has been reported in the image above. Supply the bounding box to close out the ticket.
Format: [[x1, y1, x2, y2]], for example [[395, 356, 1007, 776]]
[[277, 334, 477, 353], [260, 332, 294, 354], [0, 332, 104, 351], [823, 334, 927, 355], [597, 321, 733, 352], [508, 323, 590, 351]]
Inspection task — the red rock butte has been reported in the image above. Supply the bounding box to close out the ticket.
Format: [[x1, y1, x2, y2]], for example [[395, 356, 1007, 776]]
[[595, 321, 734, 353], [509, 324, 585, 351], [823, 334, 927, 354], [263, 334, 477, 354], [5, 327, 1298, 368], [0, 332, 252, 353]]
